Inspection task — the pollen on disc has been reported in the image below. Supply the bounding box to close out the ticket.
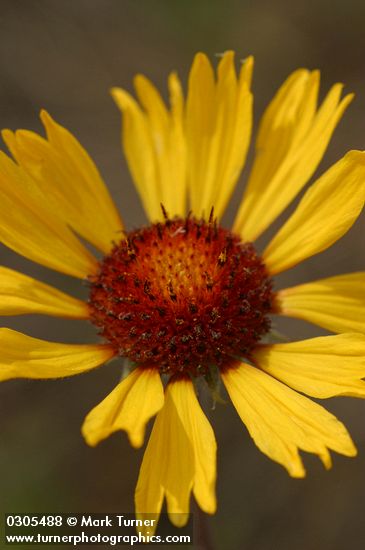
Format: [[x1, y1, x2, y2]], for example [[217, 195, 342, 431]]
[[88, 217, 274, 376]]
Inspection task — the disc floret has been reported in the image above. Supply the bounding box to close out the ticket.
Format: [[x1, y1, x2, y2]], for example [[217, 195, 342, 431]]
[[89, 215, 274, 376]]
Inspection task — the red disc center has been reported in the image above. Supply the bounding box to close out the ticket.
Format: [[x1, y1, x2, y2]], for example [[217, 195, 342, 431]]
[[88, 217, 274, 376]]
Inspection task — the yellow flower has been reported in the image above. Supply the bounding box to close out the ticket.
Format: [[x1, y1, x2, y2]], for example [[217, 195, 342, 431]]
[[1, 51, 365, 533]]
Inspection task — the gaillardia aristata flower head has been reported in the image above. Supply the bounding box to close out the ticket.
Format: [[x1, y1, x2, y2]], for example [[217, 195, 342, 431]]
[[1, 51, 365, 532]]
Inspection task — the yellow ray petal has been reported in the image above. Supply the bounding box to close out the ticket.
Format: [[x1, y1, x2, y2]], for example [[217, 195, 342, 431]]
[[276, 272, 365, 334], [111, 87, 158, 219], [185, 52, 215, 215], [214, 56, 253, 217], [111, 71, 186, 222], [166, 72, 187, 217], [41, 112, 123, 252], [172, 378, 217, 516], [133, 73, 187, 219], [0, 328, 114, 381], [263, 151, 365, 275], [186, 51, 253, 219], [234, 69, 353, 241], [254, 333, 365, 399], [0, 152, 98, 279], [82, 367, 164, 448], [2, 112, 123, 255], [222, 363, 356, 478], [0, 266, 89, 318], [135, 377, 216, 535]]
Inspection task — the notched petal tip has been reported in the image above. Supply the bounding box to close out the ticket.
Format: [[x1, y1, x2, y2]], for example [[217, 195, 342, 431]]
[[217, 49, 235, 63], [193, 51, 210, 64], [39, 109, 56, 132], [346, 148, 365, 165], [110, 87, 134, 110], [190, 52, 214, 80], [222, 363, 357, 478], [239, 55, 254, 87], [81, 368, 164, 449], [168, 512, 190, 528], [342, 437, 358, 458], [241, 54, 254, 65], [344, 92, 355, 104], [133, 73, 150, 91], [1, 128, 14, 146], [287, 459, 306, 479]]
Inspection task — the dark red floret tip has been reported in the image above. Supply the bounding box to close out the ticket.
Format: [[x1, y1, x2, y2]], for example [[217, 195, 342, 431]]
[[88, 216, 274, 376]]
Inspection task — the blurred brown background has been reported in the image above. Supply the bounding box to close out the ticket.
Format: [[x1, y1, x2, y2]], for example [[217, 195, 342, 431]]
[[0, 1, 365, 549]]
